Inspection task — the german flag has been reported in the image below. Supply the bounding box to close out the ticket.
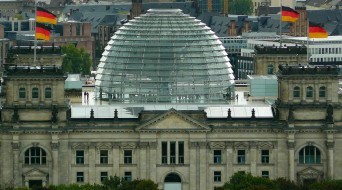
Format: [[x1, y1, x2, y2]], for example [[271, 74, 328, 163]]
[[36, 7, 57, 25], [281, 6, 299, 22], [309, 22, 328, 38], [36, 23, 51, 41]]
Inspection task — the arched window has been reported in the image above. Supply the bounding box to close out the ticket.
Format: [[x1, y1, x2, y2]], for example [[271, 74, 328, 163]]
[[267, 65, 274, 74], [32, 87, 39, 99], [299, 146, 321, 164], [19, 87, 26, 98], [24, 147, 47, 165], [45, 87, 52, 99], [306, 86, 313, 98], [319, 86, 326, 98], [293, 86, 300, 98]]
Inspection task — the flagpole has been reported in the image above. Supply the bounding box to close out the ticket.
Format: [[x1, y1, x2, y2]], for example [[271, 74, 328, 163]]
[[279, 0, 282, 47], [34, 1, 37, 65], [307, 18, 309, 64]]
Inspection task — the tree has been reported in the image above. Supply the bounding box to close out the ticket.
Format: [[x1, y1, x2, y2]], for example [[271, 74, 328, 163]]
[[222, 172, 276, 190], [228, 0, 253, 15], [62, 44, 92, 75]]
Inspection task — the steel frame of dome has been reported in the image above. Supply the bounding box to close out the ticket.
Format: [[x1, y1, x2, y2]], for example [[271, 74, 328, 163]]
[[95, 9, 235, 103]]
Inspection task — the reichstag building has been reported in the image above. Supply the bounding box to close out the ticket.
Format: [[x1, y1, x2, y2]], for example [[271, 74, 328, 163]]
[[0, 9, 341, 190]]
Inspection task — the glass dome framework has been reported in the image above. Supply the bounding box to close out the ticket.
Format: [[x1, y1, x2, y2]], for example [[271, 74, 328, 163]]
[[95, 9, 235, 103]]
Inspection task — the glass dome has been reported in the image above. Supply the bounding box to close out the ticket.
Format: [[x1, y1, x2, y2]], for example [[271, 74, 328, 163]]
[[95, 9, 235, 103]]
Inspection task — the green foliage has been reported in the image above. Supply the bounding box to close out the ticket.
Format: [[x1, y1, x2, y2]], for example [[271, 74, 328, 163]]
[[102, 176, 159, 190], [273, 178, 301, 190], [222, 172, 276, 190], [308, 180, 342, 190], [228, 0, 253, 15], [62, 44, 92, 75]]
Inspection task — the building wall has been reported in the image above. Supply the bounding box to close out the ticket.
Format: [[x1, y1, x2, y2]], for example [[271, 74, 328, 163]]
[[52, 22, 94, 59]]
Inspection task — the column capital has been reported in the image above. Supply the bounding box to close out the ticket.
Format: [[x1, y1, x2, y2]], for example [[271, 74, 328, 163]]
[[138, 142, 149, 149], [326, 141, 334, 149], [51, 142, 59, 151], [148, 142, 157, 149], [189, 142, 198, 148], [198, 141, 207, 148], [12, 142, 20, 150], [249, 141, 258, 149], [225, 141, 234, 148], [287, 141, 295, 149]]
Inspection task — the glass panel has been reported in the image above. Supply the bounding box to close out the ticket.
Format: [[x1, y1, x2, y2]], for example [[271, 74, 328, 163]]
[[170, 142, 176, 164], [162, 142, 167, 164], [19, 88, 26, 98], [319, 87, 325, 97], [306, 87, 313, 98], [178, 141, 184, 164], [32, 87, 39, 99], [45, 88, 52, 98], [293, 87, 300, 98], [214, 150, 221, 164]]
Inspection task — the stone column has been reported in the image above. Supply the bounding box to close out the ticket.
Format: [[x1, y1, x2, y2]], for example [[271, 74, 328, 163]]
[[287, 141, 295, 181], [149, 142, 157, 182], [249, 141, 257, 176], [88, 143, 96, 183], [326, 141, 334, 179], [112, 143, 120, 176], [138, 142, 148, 179], [198, 142, 207, 190], [225, 142, 234, 181], [51, 142, 59, 185], [12, 142, 20, 187], [189, 142, 198, 190]]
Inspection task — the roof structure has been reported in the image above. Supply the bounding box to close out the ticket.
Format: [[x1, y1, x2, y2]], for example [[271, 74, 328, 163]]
[[95, 9, 235, 103]]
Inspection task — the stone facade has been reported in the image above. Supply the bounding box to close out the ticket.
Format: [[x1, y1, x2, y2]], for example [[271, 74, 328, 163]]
[[0, 62, 342, 189], [254, 45, 308, 75]]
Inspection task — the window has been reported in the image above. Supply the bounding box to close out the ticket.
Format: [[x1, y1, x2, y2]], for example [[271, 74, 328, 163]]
[[214, 150, 222, 164], [162, 142, 168, 164], [19, 87, 26, 98], [237, 150, 246, 164], [306, 86, 313, 98], [76, 150, 84, 164], [293, 86, 300, 98], [24, 147, 46, 165], [76, 172, 84, 182], [124, 171, 132, 181], [214, 171, 221, 182], [100, 150, 108, 164], [100, 172, 108, 182], [262, 171, 269, 178], [170, 142, 176, 164], [45, 87, 52, 99], [32, 87, 39, 98], [161, 141, 184, 164], [299, 146, 321, 164], [261, 150, 269, 164], [319, 86, 326, 98], [178, 141, 184, 164], [124, 150, 132, 164], [267, 64, 273, 74]]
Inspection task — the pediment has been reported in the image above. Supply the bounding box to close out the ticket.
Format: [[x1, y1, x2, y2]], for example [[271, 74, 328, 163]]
[[298, 167, 323, 176], [24, 168, 48, 177], [136, 109, 210, 132]]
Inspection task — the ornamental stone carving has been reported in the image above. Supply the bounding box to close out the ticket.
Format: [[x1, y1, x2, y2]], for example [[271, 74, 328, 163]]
[[12, 142, 20, 150], [326, 141, 334, 149], [209, 142, 225, 149], [287, 141, 295, 149], [71, 142, 89, 150], [50, 142, 59, 150], [120, 142, 137, 149]]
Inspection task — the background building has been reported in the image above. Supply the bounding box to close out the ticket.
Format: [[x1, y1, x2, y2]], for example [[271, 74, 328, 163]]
[[0, 9, 342, 190]]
